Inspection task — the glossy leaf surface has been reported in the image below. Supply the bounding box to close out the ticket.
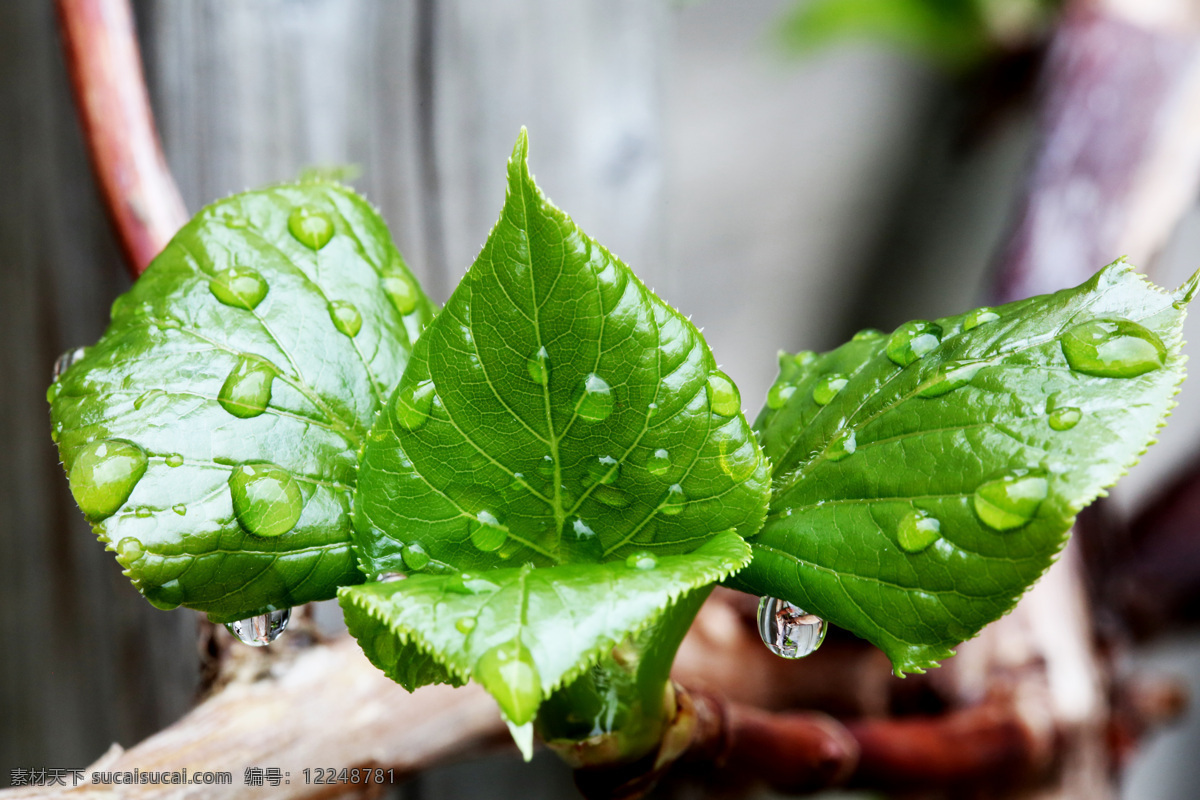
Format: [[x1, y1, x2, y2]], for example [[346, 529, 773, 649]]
[[731, 261, 1192, 673], [340, 531, 750, 724], [48, 183, 434, 622]]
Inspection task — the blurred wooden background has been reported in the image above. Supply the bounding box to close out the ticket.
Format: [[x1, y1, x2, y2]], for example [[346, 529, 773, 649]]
[[3, 1, 1200, 798]]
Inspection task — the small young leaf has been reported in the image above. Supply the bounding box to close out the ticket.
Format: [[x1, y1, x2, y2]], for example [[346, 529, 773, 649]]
[[730, 261, 1191, 674], [340, 531, 750, 725], [48, 184, 434, 622], [354, 130, 769, 575]]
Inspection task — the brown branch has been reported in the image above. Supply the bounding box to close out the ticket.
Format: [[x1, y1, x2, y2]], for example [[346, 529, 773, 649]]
[[56, 0, 187, 277]]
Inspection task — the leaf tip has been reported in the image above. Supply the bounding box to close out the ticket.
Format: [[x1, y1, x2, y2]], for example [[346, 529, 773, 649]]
[[1173, 267, 1200, 306], [511, 127, 530, 168]]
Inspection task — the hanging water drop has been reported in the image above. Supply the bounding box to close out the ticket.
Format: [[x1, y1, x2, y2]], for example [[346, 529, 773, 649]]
[[646, 448, 671, 477], [586, 455, 620, 485], [963, 307, 1001, 331], [210, 267, 268, 310], [757, 596, 827, 659], [886, 320, 943, 367], [659, 484, 686, 516], [68, 439, 148, 521], [287, 206, 335, 250], [565, 516, 604, 562], [225, 609, 291, 646], [328, 300, 362, 338], [527, 346, 550, 385], [706, 371, 741, 417], [897, 509, 941, 553], [973, 472, 1048, 531], [218, 356, 276, 418], [394, 379, 436, 431], [228, 462, 303, 538], [812, 373, 848, 406], [1061, 319, 1166, 378], [474, 640, 541, 725], [575, 373, 614, 422]]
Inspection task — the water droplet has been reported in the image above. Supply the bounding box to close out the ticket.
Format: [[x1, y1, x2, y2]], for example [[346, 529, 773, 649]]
[[585, 455, 620, 486], [115, 537, 143, 567], [647, 402, 659, 418], [963, 307, 1001, 331], [53, 347, 87, 380], [328, 300, 362, 338], [706, 371, 741, 417], [766, 379, 796, 410], [134, 506, 153, 518], [228, 462, 303, 538], [68, 439, 148, 521], [917, 360, 985, 398], [626, 551, 657, 570], [218, 356, 275, 418], [448, 572, 500, 595], [287, 206, 334, 250], [209, 267, 268, 310], [172, 503, 187, 516], [660, 484, 686, 516], [886, 321, 943, 367], [144, 579, 183, 610], [165, 453, 184, 468], [468, 509, 508, 552], [853, 328, 884, 341], [827, 430, 856, 461], [394, 379, 436, 431], [646, 448, 671, 477], [527, 347, 550, 385], [476, 640, 542, 725], [812, 373, 848, 406], [565, 516, 604, 562], [793, 351, 817, 367], [456, 617, 477, 634], [1048, 406, 1082, 431], [897, 509, 941, 553], [757, 596, 827, 659], [382, 269, 420, 315], [133, 388, 166, 411], [575, 373, 614, 422], [401, 542, 431, 571], [592, 484, 632, 508], [225, 609, 291, 646], [224, 215, 251, 229], [537, 454, 555, 478], [973, 472, 1048, 531], [1062, 319, 1166, 378]]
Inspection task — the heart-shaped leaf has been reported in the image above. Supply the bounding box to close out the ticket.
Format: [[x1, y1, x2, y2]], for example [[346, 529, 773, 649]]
[[48, 183, 435, 622], [729, 261, 1193, 673]]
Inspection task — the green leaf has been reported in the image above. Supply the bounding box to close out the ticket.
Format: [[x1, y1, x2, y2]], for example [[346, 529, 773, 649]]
[[48, 183, 435, 622], [354, 129, 769, 577], [339, 531, 750, 725], [730, 261, 1192, 674]]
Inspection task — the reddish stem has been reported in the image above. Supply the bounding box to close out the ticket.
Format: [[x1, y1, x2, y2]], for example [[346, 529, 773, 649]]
[[56, 0, 187, 277]]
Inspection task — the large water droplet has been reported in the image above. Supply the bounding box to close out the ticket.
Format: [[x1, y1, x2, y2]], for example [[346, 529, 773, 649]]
[[646, 448, 671, 477], [401, 542, 431, 571], [1048, 406, 1082, 431], [660, 484, 686, 516], [963, 307, 1001, 331], [456, 617, 477, 634], [287, 206, 334, 250], [917, 360, 984, 398], [115, 537, 144, 568], [468, 509, 508, 552], [575, 374, 614, 422], [887, 321, 943, 367], [53, 347, 87, 380], [766, 379, 796, 410], [210, 267, 268, 310], [973, 472, 1048, 531], [476, 640, 542, 725], [626, 551, 657, 570], [218, 356, 275, 418], [812, 373, 848, 406], [565, 516, 604, 562], [382, 270, 420, 315], [68, 439, 148, 520], [757, 596, 827, 659], [225, 609, 291, 646], [586, 455, 620, 486], [527, 347, 550, 385], [897, 509, 941, 553], [827, 430, 856, 461], [133, 388, 166, 411], [172, 503, 187, 516], [228, 462, 303, 538], [328, 300, 362, 338], [165, 453, 184, 468], [707, 371, 741, 417], [394, 379, 436, 431], [1062, 319, 1166, 378]]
